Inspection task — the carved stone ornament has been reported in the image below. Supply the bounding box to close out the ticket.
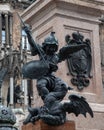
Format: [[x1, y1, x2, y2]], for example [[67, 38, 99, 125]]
[[66, 32, 92, 90], [0, 105, 18, 130]]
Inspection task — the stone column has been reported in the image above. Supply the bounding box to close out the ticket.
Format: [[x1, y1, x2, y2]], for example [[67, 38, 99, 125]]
[[9, 77, 14, 108], [9, 13, 13, 48], [5, 13, 9, 47], [0, 13, 2, 52], [23, 79, 28, 109], [0, 13, 2, 104]]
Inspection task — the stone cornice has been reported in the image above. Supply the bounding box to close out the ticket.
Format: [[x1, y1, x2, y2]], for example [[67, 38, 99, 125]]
[[21, 0, 104, 23], [21, 0, 53, 21], [58, 0, 104, 9], [21, 0, 102, 32], [80, 0, 104, 5]]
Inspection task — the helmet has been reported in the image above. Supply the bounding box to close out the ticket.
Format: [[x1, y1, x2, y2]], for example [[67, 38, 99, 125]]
[[72, 32, 79, 41], [42, 32, 58, 52]]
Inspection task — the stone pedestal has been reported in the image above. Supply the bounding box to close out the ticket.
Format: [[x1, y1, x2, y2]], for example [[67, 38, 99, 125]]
[[22, 120, 75, 130]]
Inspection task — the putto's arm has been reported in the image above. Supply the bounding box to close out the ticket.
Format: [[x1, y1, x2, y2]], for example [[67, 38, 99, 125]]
[[17, 13, 39, 56], [58, 44, 86, 63], [23, 26, 39, 56]]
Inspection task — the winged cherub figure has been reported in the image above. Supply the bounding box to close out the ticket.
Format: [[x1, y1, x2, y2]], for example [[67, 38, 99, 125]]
[[22, 25, 93, 125]]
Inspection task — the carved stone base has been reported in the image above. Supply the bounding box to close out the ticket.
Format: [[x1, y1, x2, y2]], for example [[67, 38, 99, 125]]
[[22, 120, 76, 130]]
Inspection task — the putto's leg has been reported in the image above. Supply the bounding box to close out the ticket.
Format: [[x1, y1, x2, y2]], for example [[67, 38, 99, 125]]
[[37, 78, 49, 100], [40, 114, 66, 125]]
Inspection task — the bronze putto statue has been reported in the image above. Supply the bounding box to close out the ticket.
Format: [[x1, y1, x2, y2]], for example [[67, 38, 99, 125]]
[[19, 14, 93, 126]]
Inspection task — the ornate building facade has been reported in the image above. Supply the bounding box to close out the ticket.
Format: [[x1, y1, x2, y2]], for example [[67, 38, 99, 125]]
[[0, 1, 35, 129]]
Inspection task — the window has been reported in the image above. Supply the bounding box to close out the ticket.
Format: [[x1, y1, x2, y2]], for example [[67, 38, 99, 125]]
[[22, 30, 30, 51], [2, 30, 5, 44]]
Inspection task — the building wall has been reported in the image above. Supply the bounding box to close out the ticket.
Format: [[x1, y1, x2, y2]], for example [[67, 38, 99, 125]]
[[0, 2, 37, 129], [21, 0, 104, 130]]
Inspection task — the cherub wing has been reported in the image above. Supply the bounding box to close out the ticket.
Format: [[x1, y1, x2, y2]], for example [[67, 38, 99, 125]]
[[58, 44, 86, 63], [63, 94, 93, 118]]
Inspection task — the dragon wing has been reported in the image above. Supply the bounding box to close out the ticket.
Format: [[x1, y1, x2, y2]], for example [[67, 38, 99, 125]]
[[63, 94, 93, 118]]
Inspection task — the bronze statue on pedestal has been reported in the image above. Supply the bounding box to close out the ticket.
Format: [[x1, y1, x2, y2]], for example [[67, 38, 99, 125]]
[[19, 14, 93, 126]]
